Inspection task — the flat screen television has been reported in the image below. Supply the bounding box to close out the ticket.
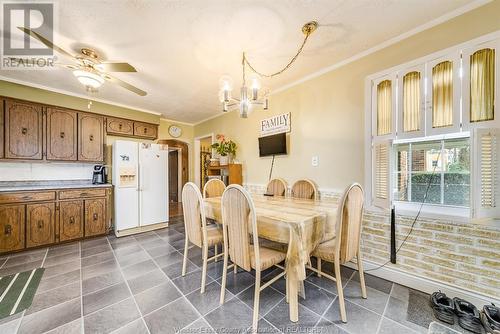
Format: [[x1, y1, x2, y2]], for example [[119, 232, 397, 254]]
[[259, 133, 287, 157]]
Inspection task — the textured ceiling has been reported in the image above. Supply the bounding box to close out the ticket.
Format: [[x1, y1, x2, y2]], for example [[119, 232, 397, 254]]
[[0, 0, 478, 123]]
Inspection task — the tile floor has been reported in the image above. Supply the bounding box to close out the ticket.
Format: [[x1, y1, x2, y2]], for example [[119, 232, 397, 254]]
[[0, 217, 468, 334]]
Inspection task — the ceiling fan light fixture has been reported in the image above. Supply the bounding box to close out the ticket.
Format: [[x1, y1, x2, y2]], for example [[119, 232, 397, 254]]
[[73, 69, 104, 89]]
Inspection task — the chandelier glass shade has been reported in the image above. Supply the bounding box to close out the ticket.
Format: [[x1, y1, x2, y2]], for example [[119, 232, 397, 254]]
[[218, 21, 318, 118]]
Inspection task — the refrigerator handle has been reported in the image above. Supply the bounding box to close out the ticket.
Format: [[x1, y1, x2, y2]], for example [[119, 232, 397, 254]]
[[137, 163, 141, 191]]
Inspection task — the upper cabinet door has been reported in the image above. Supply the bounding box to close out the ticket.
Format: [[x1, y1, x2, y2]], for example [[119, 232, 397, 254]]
[[46, 107, 78, 161], [4, 99, 43, 160], [78, 113, 104, 162], [106, 117, 134, 136], [133, 122, 158, 139]]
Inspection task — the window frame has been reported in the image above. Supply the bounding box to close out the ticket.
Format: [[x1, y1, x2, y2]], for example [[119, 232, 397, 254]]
[[364, 30, 500, 223], [462, 39, 500, 130], [425, 53, 462, 136], [392, 134, 471, 210], [371, 73, 397, 140], [397, 63, 426, 139]]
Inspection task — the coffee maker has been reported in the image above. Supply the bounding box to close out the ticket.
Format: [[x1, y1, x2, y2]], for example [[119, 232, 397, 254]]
[[92, 165, 107, 184]]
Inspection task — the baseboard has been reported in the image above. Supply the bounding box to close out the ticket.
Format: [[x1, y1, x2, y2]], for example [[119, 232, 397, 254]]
[[114, 221, 169, 237], [344, 259, 500, 308]]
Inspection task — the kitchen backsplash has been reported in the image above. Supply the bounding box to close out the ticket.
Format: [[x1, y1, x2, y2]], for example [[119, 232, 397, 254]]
[[0, 162, 95, 181]]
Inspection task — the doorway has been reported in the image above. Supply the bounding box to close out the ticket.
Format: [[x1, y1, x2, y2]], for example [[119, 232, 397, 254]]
[[194, 134, 214, 189], [157, 139, 189, 219]]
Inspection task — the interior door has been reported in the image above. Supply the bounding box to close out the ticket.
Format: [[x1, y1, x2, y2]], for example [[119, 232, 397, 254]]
[[139, 144, 168, 226], [168, 150, 179, 202]]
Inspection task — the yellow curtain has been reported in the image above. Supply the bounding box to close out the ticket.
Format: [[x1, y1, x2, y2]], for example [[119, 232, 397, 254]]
[[377, 80, 392, 135], [470, 48, 495, 122], [403, 71, 421, 132], [432, 61, 453, 128]]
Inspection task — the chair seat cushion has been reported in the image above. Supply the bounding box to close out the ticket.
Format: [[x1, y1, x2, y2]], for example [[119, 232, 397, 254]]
[[311, 237, 337, 262], [250, 246, 286, 271], [206, 225, 223, 247]]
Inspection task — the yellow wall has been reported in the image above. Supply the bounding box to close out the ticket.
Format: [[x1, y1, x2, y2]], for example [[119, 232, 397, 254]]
[[194, 0, 500, 191]]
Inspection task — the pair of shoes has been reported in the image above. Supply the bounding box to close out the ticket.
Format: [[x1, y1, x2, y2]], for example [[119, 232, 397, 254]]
[[481, 304, 500, 334], [430, 291, 455, 325], [453, 297, 483, 334]]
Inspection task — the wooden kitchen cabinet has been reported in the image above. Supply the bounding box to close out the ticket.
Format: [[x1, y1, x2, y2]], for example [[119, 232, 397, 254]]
[[4, 99, 43, 160], [0, 99, 4, 158], [0, 205, 25, 253], [85, 198, 106, 237], [46, 107, 78, 161], [133, 121, 157, 139], [26, 202, 55, 248], [78, 113, 104, 162], [106, 117, 134, 136], [59, 201, 83, 242]]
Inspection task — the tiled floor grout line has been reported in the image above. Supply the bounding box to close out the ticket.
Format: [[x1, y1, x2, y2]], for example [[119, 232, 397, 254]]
[[39, 249, 49, 268], [106, 237, 153, 334], [133, 235, 217, 333], [374, 282, 393, 334], [79, 241, 84, 334]]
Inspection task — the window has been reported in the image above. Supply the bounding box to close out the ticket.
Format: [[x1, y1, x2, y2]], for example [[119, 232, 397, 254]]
[[368, 33, 500, 219], [393, 137, 470, 207]]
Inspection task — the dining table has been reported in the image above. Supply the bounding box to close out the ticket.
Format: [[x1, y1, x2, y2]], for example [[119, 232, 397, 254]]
[[203, 194, 338, 322]]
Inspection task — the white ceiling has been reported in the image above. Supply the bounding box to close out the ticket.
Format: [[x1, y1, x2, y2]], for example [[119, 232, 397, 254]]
[[0, 0, 481, 123]]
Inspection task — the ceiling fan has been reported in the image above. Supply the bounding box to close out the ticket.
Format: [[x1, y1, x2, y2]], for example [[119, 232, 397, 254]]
[[15, 27, 147, 96]]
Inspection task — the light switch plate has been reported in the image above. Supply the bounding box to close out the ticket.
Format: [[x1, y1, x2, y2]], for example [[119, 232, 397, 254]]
[[312, 156, 319, 167]]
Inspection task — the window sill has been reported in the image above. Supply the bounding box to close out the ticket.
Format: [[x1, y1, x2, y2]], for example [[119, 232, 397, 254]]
[[393, 202, 470, 223]]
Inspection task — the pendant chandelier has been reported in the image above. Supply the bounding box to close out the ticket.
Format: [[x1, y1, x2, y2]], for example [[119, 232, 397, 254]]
[[219, 21, 319, 118]]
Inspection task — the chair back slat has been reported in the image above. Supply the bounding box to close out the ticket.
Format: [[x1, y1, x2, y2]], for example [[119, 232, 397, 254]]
[[266, 178, 288, 196], [203, 179, 226, 198], [335, 183, 364, 264], [291, 179, 317, 200], [221, 185, 257, 272], [182, 182, 206, 248]]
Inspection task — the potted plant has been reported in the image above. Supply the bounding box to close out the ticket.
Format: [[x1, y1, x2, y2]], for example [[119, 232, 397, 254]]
[[211, 134, 237, 165]]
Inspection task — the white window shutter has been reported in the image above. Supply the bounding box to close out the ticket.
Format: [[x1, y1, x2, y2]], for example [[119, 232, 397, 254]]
[[472, 128, 500, 219], [372, 140, 392, 209]]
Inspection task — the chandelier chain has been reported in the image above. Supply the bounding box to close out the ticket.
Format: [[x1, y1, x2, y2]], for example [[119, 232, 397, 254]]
[[243, 30, 312, 79]]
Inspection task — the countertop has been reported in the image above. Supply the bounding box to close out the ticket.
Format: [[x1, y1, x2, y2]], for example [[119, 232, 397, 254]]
[[0, 180, 112, 193]]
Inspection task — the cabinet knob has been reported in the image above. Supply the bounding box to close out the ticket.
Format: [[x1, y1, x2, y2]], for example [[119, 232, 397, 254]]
[[93, 213, 98, 221], [4, 224, 12, 236], [118, 123, 123, 129], [69, 217, 75, 224], [60, 132, 65, 138], [80, 192, 89, 197], [37, 220, 44, 229], [21, 195, 32, 200], [89, 134, 94, 141], [144, 128, 148, 133], [21, 127, 28, 135]]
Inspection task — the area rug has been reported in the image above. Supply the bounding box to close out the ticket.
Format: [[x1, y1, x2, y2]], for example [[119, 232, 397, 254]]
[[0, 268, 45, 319]]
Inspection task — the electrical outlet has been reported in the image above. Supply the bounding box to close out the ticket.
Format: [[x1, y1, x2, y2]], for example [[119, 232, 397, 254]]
[[312, 156, 319, 167]]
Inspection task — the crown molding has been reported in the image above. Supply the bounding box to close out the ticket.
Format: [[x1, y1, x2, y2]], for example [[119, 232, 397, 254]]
[[0, 76, 162, 116], [159, 117, 194, 127]]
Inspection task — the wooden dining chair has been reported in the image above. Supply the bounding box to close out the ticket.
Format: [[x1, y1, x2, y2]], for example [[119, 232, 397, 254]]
[[203, 178, 226, 198], [291, 179, 318, 200], [219, 185, 286, 331], [266, 178, 288, 196], [181, 182, 224, 293], [306, 183, 367, 323]]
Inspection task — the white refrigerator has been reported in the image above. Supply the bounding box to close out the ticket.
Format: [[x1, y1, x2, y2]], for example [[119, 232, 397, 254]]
[[113, 140, 169, 236]]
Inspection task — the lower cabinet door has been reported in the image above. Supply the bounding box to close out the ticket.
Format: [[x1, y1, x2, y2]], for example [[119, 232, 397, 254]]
[[60, 201, 83, 242], [85, 198, 106, 237], [0, 205, 25, 253], [26, 203, 55, 248]]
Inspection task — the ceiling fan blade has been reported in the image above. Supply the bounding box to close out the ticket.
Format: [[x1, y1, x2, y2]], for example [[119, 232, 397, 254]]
[[95, 62, 137, 72], [103, 74, 147, 96], [18, 27, 74, 58]]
